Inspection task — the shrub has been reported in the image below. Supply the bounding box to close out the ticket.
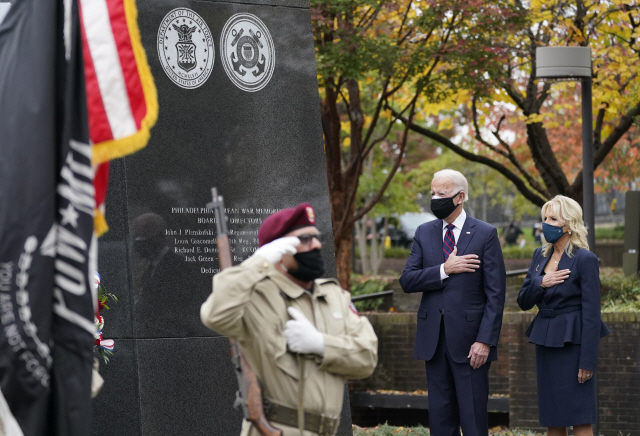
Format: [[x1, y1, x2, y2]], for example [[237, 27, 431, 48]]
[[595, 225, 624, 241], [350, 274, 396, 312], [384, 247, 411, 258], [600, 268, 640, 312], [354, 247, 411, 259]]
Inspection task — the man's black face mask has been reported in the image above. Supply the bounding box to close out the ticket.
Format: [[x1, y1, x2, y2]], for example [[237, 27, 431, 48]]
[[290, 249, 325, 282], [430, 191, 461, 220]]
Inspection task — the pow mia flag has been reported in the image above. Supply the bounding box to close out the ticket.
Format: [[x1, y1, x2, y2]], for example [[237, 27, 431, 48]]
[[0, 0, 96, 434]]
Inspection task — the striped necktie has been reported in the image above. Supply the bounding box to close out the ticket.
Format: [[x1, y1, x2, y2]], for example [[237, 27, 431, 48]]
[[443, 224, 456, 260]]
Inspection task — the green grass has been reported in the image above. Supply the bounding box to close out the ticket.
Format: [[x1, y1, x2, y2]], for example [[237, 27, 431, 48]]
[[600, 267, 640, 312], [352, 424, 544, 436], [354, 247, 411, 259], [501, 244, 537, 259], [594, 224, 624, 240]]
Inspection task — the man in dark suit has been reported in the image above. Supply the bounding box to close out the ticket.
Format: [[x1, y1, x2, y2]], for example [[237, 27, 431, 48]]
[[399, 169, 506, 436]]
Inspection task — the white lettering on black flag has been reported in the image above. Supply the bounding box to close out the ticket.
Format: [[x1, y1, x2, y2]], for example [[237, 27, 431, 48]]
[[0, 0, 95, 435]]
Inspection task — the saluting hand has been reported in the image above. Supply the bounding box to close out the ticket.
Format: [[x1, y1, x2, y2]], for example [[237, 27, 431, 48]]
[[251, 236, 300, 264], [541, 268, 570, 288], [444, 246, 480, 275]]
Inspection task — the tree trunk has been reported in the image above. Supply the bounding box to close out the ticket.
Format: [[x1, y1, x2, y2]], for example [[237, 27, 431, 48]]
[[372, 216, 388, 275], [335, 229, 353, 291], [354, 218, 369, 275]]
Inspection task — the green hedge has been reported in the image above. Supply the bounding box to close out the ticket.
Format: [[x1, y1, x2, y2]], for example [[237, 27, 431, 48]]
[[354, 247, 411, 259], [358, 245, 536, 259], [350, 268, 640, 313], [600, 268, 640, 312], [350, 274, 396, 312], [357, 228, 623, 261], [595, 225, 624, 240]]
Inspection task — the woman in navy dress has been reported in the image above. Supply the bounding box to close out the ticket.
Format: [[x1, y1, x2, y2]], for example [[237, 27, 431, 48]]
[[518, 195, 609, 436]]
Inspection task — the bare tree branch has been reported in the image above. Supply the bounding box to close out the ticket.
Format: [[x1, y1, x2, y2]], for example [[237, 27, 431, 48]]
[[360, 77, 392, 155], [389, 104, 547, 206], [594, 105, 607, 152], [595, 99, 640, 166], [470, 98, 551, 198], [354, 95, 419, 222], [396, 0, 413, 43]]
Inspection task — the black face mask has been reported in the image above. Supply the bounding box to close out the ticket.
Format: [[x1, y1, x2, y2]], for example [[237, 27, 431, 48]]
[[290, 249, 325, 282], [430, 191, 461, 220]]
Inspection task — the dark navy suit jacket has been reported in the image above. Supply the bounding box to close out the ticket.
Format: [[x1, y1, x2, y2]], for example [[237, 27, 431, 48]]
[[399, 215, 506, 364], [517, 247, 610, 371]]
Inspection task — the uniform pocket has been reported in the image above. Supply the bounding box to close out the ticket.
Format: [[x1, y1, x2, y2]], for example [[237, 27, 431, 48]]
[[275, 351, 300, 380], [466, 309, 483, 322], [417, 307, 427, 319]]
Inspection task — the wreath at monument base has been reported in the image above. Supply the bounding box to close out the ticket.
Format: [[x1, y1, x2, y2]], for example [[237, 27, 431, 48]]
[[94, 272, 117, 364]]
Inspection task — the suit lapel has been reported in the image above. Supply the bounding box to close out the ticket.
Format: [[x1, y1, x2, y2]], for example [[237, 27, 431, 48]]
[[534, 250, 552, 276], [430, 220, 445, 263], [543, 250, 577, 303], [455, 215, 477, 255]]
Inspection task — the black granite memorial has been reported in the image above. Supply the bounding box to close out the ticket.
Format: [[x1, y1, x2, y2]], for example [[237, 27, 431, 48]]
[[92, 1, 353, 435]]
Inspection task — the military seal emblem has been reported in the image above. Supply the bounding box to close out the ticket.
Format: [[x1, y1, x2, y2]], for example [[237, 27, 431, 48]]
[[157, 8, 214, 89], [220, 13, 275, 92]]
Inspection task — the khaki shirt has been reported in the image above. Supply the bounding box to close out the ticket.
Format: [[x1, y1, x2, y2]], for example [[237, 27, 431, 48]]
[[200, 255, 378, 436]]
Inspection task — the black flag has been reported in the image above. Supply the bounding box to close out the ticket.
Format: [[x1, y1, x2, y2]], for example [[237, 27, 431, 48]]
[[0, 1, 96, 434]]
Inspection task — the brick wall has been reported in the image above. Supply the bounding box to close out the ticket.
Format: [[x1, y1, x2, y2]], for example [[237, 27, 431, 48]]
[[598, 313, 640, 436], [352, 311, 640, 436]]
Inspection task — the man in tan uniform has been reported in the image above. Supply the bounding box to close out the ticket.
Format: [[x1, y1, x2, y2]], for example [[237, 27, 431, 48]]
[[200, 203, 378, 436]]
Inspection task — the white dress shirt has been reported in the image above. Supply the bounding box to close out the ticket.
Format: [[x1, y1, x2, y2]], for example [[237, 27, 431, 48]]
[[440, 209, 467, 280]]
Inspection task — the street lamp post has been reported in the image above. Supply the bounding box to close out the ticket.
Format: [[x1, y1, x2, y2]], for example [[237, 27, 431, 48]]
[[536, 46, 596, 251], [536, 47, 600, 436]]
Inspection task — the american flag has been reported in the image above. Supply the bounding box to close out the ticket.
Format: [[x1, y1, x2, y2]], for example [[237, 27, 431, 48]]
[[79, 0, 158, 235], [0, 0, 156, 434]]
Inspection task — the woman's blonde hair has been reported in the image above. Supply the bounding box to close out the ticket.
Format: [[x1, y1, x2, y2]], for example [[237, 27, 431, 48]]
[[541, 195, 589, 257]]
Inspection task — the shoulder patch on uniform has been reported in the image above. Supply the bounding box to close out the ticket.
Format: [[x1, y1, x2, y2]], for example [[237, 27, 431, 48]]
[[349, 301, 359, 316]]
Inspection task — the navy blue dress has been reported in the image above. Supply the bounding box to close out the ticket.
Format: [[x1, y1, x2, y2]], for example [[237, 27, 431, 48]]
[[518, 247, 610, 427]]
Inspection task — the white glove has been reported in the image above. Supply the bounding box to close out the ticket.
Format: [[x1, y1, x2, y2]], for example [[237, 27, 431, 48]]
[[284, 307, 325, 356], [251, 237, 299, 264]]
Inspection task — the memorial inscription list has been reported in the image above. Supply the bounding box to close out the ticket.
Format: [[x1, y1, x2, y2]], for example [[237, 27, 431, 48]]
[[166, 206, 279, 272]]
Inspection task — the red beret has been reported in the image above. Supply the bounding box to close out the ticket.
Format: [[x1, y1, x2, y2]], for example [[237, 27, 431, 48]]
[[258, 203, 317, 246]]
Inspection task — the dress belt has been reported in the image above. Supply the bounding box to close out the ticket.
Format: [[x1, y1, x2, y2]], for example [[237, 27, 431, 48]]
[[265, 401, 339, 436], [538, 305, 581, 318]]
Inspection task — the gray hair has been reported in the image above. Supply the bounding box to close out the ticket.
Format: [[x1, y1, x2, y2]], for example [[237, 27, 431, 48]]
[[433, 169, 469, 201]]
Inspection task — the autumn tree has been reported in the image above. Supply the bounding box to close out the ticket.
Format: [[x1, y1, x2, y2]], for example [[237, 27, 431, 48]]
[[354, 133, 422, 276], [406, 148, 540, 223], [312, 0, 525, 288], [391, 0, 640, 209]]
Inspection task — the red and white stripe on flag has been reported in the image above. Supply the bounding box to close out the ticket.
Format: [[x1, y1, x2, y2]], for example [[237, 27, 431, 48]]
[[78, 0, 158, 236]]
